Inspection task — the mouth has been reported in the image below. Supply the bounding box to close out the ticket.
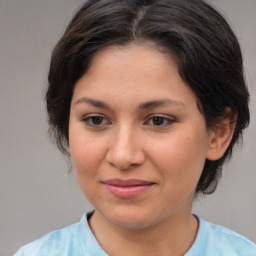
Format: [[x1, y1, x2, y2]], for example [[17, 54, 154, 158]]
[[102, 179, 155, 199]]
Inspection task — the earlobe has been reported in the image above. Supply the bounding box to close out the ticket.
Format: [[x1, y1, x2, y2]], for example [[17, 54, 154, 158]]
[[206, 109, 237, 161]]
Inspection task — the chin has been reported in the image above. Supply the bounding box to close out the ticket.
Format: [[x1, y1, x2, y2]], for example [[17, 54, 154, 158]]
[[101, 206, 162, 230]]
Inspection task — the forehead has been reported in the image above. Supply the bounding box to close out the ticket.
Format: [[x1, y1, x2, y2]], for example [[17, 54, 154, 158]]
[[86, 42, 176, 78], [74, 43, 177, 89], [96, 42, 173, 61], [72, 43, 197, 109]]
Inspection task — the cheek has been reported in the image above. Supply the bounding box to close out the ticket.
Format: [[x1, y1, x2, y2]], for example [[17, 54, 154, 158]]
[[149, 132, 207, 188], [69, 137, 105, 202], [69, 132, 107, 178]]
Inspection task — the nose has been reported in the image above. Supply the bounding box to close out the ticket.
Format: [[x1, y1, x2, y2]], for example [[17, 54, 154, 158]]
[[106, 125, 146, 170]]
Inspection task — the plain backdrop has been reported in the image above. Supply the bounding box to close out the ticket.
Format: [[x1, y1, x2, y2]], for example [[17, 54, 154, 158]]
[[0, 0, 255, 255]]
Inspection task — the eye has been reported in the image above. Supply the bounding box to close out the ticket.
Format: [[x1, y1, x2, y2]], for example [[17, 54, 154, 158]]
[[145, 115, 175, 127], [82, 114, 111, 127]]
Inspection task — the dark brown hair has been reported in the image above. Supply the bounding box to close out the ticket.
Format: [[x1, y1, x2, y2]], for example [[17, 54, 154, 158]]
[[46, 0, 250, 194]]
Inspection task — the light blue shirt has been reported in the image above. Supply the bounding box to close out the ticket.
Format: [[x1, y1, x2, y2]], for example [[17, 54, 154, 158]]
[[14, 212, 256, 256]]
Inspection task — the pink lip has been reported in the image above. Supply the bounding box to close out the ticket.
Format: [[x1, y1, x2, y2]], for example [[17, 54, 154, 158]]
[[102, 179, 155, 199]]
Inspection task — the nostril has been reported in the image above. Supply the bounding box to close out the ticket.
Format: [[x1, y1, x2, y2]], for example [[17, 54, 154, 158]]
[[106, 153, 135, 170], [106, 147, 145, 170]]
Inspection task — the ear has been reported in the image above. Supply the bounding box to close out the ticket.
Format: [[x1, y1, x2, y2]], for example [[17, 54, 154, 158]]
[[206, 108, 237, 161]]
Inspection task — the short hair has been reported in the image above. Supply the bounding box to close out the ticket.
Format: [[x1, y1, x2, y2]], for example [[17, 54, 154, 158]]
[[46, 0, 250, 194]]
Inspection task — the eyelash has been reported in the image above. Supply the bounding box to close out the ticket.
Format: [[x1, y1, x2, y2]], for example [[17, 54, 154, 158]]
[[81, 114, 175, 128], [82, 114, 111, 127], [145, 114, 175, 127]]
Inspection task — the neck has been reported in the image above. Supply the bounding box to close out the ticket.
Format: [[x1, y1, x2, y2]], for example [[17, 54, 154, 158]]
[[89, 210, 198, 256]]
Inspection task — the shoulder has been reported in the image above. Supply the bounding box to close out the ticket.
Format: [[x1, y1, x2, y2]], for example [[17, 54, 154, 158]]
[[14, 212, 108, 256], [14, 222, 82, 256], [189, 216, 256, 256], [206, 219, 255, 248]]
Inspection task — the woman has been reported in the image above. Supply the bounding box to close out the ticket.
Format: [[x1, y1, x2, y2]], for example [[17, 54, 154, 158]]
[[15, 0, 256, 255]]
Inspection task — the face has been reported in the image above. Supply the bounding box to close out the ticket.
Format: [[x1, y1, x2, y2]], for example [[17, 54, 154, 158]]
[[69, 43, 214, 230]]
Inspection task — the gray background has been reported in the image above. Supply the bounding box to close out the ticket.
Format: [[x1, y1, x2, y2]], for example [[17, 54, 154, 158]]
[[0, 0, 255, 255]]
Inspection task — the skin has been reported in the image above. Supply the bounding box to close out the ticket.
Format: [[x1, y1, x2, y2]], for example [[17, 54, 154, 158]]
[[69, 43, 233, 256]]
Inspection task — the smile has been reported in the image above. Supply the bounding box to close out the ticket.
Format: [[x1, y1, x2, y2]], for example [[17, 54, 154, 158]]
[[102, 179, 155, 199]]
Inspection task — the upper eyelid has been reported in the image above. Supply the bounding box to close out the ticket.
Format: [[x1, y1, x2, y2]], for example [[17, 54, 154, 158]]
[[146, 114, 175, 120], [82, 114, 112, 125], [82, 113, 107, 119], [81, 113, 175, 120], [82, 113, 102, 117], [80, 112, 176, 123]]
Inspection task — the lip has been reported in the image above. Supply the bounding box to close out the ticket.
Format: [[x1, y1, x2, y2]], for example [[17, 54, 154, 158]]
[[102, 179, 155, 199]]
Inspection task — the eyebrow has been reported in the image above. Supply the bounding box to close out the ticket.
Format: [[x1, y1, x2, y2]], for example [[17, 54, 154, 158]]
[[73, 97, 185, 109], [139, 98, 185, 109], [73, 97, 110, 109]]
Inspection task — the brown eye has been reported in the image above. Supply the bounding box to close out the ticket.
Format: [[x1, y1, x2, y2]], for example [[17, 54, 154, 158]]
[[91, 116, 104, 125], [82, 114, 111, 127], [152, 117, 165, 126], [145, 115, 175, 127]]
